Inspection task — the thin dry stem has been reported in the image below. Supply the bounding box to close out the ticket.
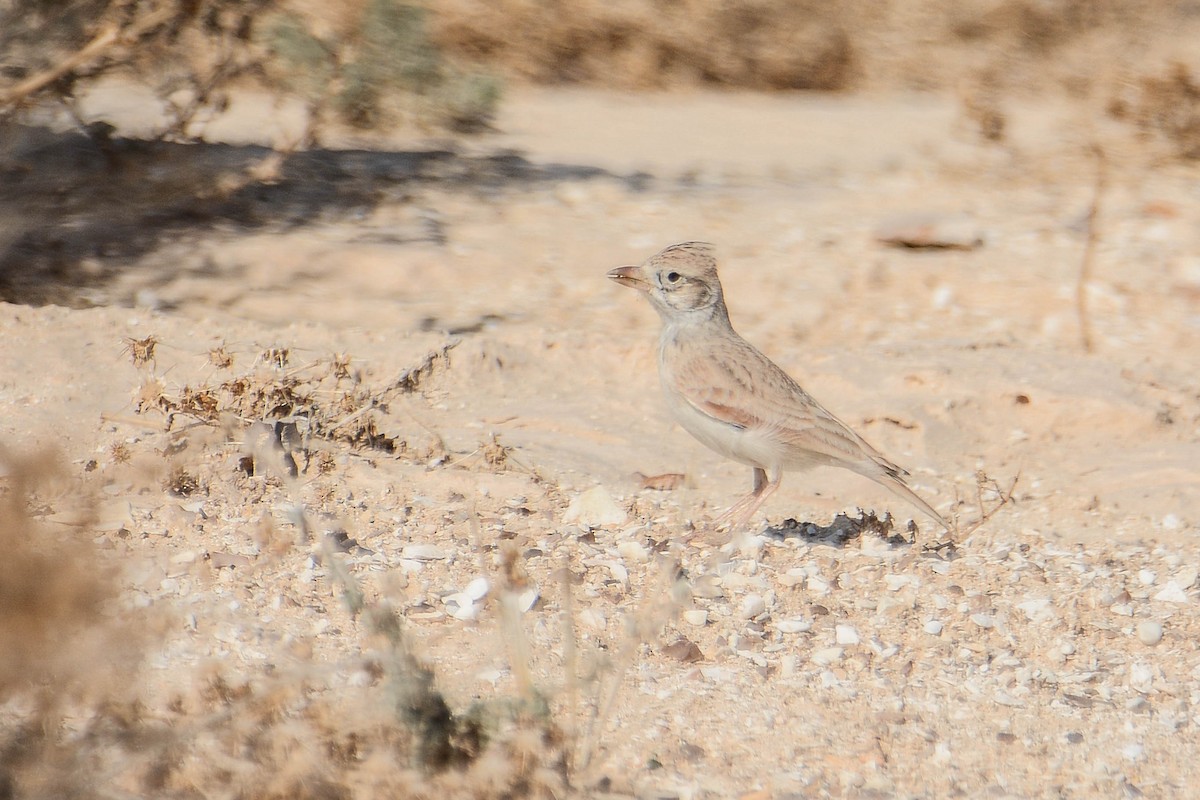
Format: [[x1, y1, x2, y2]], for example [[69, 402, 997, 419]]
[[1077, 143, 1108, 353]]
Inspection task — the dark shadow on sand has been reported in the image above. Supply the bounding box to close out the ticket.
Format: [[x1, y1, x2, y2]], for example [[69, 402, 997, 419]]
[[0, 124, 652, 306]]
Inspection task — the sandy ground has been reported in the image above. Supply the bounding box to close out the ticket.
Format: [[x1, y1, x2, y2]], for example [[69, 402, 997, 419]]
[[4, 86, 1200, 797]]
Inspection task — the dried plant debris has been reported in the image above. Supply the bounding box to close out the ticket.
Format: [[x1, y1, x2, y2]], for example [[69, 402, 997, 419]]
[[123, 334, 158, 368], [0, 0, 502, 144], [136, 342, 457, 459], [0, 449, 571, 798], [765, 509, 913, 545]]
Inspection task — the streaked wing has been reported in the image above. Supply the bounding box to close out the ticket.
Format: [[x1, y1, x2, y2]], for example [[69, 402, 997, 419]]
[[670, 335, 903, 474]]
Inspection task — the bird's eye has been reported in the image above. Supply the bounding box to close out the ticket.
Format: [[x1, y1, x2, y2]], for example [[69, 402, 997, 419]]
[[665, 271, 681, 284]]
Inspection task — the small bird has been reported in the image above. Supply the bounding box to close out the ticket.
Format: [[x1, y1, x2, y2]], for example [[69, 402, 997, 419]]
[[608, 241, 950, 533]]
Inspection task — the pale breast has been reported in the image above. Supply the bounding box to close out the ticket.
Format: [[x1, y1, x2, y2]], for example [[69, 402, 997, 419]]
[[660, 373, 793, 470]]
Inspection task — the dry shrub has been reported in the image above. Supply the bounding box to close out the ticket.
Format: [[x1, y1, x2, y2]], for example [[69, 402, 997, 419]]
[[139, 343, 455, 459], [429, 0, 1198, 96], [430, 0, 859, 90], [0, 449, 149, 797], [0, 452, 116, 697], [0, 0, 501, 142]]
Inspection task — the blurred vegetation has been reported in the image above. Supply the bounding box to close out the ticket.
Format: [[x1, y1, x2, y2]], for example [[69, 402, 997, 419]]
[[0, 0, 502, 144]]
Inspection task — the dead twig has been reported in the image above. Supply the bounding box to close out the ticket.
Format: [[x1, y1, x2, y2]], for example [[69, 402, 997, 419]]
[[0, 5, 175, 111], [958, 470, 1020, 537], [1076, 144, 1108, 353]]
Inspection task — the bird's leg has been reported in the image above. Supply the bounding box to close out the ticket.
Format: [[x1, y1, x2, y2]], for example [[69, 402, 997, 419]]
[[715, 467, 780, 532], [753, 466, 768, 495]]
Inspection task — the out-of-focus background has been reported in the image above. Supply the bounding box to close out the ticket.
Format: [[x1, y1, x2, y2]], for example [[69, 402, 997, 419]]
[[3, 2, 1200, 797]]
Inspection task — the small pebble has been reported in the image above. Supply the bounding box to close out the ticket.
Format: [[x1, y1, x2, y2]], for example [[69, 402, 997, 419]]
[[401, 543, 447, 561], [617, 540, 649, 563], [777, 617, 813, 634], [683, 609, 709, 627], [580, 608, 607, 630], [563, 486, 627, 527], [1175, 565, 1199, 589], [464, 577, 490, 601], [740, 593, 767, 619], [1137, 621, 1163, 646], [835, 624, 860, 645], [1152, 582, 1189, 604], [811, 646, 844, 666], [924, 620, 944, 635], [885, 574, 917, 592], [779, 654, 798, 678], [517, 588, 540, 612], [1129, 662, 1155, 693]]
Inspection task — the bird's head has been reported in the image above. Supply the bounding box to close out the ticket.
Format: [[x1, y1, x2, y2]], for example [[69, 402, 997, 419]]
[[608, 241, 726, 322]]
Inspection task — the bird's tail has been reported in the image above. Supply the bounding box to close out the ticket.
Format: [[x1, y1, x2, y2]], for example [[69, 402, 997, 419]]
[[873, 469, 952, 533]]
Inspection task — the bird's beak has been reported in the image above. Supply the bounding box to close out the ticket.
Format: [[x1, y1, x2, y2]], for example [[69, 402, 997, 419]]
[[607, 265, 650, 292]]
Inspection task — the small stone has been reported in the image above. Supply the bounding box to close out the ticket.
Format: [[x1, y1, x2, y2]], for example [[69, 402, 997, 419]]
[[1161, 513, 1182, 530], [580, 608, 607, 630], [617, 540, 649, 562], [971, 613, 995, 629], [740, 593, 767, 619], [777, 617, 813, 634], [444, 593, 479, 621], [563, 486, 627, 527], [662, 637, 704, 663], [1152, 581, 1189, 603], [835, 624, 860, 645], [1017, 596, 1054, 622], [517, 588, 540, 612], [1174, 566, 1199, 590], [924, 620, 944, 636], [691, 575, 725, 599], [1129, 662, 1155, 694], [464, 577, 490, 601], [811, 646, 844, 666], [1137, 569, 1157, 586], [683, 609, 709, 626], [604, 560, 630, 585], [807, 577, 831, 595], [779, 654, 798, 678], [401, 543, 446, 561], [1136, 621, 1163, 646]]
